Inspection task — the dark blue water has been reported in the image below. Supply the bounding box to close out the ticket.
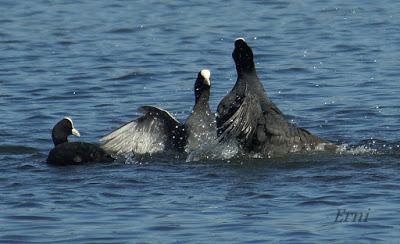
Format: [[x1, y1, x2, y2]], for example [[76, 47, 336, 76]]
[[1, 0, 399, 242]]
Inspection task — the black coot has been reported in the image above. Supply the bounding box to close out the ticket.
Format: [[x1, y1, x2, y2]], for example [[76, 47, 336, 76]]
[[217, 38, 334, 155], [47, 117, 113, 165], [101, 69, 216, 155]]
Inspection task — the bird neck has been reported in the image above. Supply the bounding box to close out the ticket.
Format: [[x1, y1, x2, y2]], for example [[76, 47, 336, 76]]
[[194, 89, 210, 110], [235, 59, 256, 76], [52, 129, 68, 146], [236, 68, 260, 88]]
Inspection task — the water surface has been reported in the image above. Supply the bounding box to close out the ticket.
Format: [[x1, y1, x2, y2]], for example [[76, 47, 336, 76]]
[[1, 0, 399, 242]]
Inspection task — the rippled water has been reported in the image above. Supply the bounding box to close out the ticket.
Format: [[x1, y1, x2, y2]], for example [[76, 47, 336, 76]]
[[1, 0, 399, 242]]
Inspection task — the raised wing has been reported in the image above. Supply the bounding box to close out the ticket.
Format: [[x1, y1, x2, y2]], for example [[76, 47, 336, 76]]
[[217, 84, 262, 147], [100, 106, 183, 155]]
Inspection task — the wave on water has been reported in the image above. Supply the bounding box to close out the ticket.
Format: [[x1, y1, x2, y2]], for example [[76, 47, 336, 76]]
[[116, 138, 400, 165], [185, 138, 400, 163], [0, 144, 39, 155], [3, 139, 392, 166], [104, 71, 154, 81], [115, 151, 186, 165], [336, 139, 400, 156], [186, 141, 240, 162]]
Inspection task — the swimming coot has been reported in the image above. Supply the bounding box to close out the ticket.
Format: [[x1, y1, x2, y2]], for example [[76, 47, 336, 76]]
[[217, 38, 334, 155], [101, 69, 216, 155], [47, 117, 113, 165]]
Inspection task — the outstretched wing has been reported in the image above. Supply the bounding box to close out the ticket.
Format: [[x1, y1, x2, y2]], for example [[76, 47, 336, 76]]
[[100, 106, 182, 155]]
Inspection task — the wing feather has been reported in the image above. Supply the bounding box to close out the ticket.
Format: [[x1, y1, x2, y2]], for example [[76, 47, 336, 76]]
[[100, 106, 182, 155], [217, 85, 262, 145]]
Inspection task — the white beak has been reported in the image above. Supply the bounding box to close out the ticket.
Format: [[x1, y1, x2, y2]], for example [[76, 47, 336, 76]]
[[204, 77, 210, 86], [72, 128, 81, 137]]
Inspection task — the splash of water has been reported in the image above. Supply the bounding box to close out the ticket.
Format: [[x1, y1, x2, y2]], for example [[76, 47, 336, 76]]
[[185, 140, 239, 162], [335, 139, 400, 156]]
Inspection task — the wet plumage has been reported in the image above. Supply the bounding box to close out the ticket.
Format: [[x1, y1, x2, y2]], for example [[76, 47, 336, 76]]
[[217, 38, 333, 155]]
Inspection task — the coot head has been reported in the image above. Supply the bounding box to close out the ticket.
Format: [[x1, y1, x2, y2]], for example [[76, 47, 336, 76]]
[[52, 117, 81, 146], [232, 38, 255, 73], [194, 69, 211, 103]]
